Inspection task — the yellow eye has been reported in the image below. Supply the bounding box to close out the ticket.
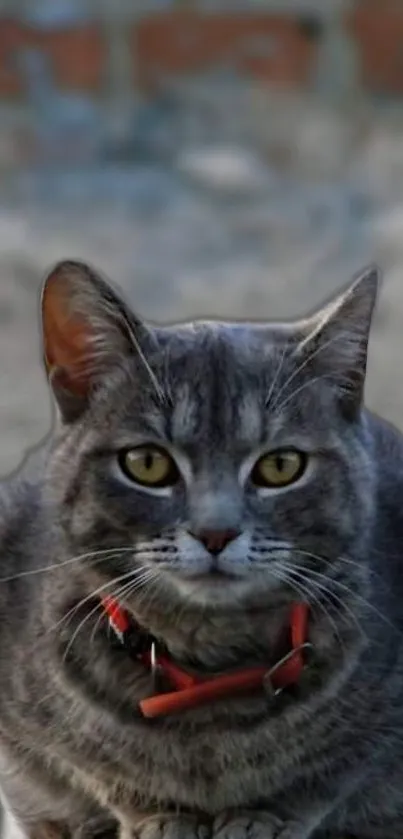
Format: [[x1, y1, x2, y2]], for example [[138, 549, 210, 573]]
[[120, 446, 179, 488], [251, 450, 306, 488]]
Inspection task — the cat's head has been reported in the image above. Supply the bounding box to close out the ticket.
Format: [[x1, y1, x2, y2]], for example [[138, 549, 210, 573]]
[[41, 261, 379, 615]]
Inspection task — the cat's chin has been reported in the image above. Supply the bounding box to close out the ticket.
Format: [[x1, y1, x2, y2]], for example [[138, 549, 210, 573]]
[[165, 568, 280, 607]]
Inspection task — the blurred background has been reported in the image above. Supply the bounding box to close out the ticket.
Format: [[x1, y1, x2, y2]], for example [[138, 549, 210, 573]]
[[0, 0, 403, 475]]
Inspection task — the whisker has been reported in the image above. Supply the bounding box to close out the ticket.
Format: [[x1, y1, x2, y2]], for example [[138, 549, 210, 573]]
[[162, 337, 174, 408], [308, 551, 386, 588], [284, 562, 361, 649], [293, 548, 400, 635], [62, 569, 156, 664], [287, 556, 367, 631], [125, 320, 166, 406], [116, 569, 158, 609], [88, 569, 156, 645], [33, 566, 160, 705], [271, 563, 346, 654], [289, 551, 395, 636], [265, 344, 290, 409], [38, 565, 152, 652], [0, 542, 173, 586], [0, 547, 137, 584], [271, 371, 362, 416], [129, 568, 162, 616], [269, 330, 351, 412], [62, 598, 106, 665], [89, 607, 108, 647]]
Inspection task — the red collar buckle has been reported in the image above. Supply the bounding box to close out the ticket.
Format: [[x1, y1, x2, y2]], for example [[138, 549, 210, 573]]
[[101, 597, 310, 719]]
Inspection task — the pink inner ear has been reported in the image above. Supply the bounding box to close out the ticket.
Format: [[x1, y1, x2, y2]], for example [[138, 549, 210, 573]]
[[43, 281, 94, 396]]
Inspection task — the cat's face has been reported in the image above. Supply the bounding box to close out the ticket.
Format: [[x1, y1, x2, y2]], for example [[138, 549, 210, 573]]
[[42, 262, 378, 612]]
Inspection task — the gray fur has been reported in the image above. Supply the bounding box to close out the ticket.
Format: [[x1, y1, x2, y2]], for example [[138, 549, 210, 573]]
[[1, 261, 403, 839]]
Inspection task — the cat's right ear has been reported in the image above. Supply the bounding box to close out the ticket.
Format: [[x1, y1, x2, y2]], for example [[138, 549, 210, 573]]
[[41, 260, 146, 422]]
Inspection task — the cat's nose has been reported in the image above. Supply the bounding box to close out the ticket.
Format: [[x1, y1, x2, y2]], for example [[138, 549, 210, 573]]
[[189, 528, 240, 555]]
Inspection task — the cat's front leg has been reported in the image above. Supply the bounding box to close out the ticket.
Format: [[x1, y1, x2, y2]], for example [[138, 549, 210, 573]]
[[213, 812, 348, 839], [212, 811, 285, 839], [74, 815, 118, 839], [119, 814, 210, 839], [213, 811, 349, 839], [118, 811, 291, 839], [29, 816, 118, 839], [29, 821, 70, 839]]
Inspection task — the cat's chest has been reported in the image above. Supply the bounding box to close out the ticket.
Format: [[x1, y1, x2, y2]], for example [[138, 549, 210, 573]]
[[84, 698, 309, 814]]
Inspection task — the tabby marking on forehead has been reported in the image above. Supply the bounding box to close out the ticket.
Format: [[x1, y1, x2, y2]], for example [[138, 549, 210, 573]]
[[236, 397, 263, 447], [170, 384, 199, 443]]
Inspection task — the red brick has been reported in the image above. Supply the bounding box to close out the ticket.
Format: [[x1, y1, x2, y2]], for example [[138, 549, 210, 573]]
[[0, 20, 30, 96], [39, 26, 105, 91], [349, 1, 403, 95], [0, 19, 105, 98], [134, 11, 318, 91]]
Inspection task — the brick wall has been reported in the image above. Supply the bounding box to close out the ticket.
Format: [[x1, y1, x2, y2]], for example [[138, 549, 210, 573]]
[[349, 1, 403, 95], [0, 19, 104, 96], [134, 11, 319, 91], [0, 2, 401, 101], [0, 1, 400, 166]]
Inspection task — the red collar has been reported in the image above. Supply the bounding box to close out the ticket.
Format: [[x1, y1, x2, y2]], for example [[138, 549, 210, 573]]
[[101, 596, 310, 719]]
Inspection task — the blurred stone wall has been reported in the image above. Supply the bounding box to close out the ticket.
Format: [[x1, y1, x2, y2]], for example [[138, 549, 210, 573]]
[[0, 0, 400, 172]]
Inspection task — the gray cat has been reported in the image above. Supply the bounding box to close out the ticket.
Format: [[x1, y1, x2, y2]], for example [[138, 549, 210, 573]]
[[1, 260, 403, 839]]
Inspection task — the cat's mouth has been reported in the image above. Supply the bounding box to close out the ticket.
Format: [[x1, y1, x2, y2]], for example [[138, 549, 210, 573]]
[[172, 553, 252, 585], [184, 566, 241, 583], [167, 559, 280, 606]]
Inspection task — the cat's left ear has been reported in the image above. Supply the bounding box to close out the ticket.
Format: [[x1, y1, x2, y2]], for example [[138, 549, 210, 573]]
[[41, 260, 151, 422], [298, 265, 380, 417]]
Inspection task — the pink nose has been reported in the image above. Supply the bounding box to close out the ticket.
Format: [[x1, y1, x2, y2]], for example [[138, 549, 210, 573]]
[[189, 529, 240, 555]]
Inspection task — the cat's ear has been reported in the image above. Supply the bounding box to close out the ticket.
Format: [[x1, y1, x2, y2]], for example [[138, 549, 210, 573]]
[[41, 260, 146, 422], [298, 265, 380, 417]]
